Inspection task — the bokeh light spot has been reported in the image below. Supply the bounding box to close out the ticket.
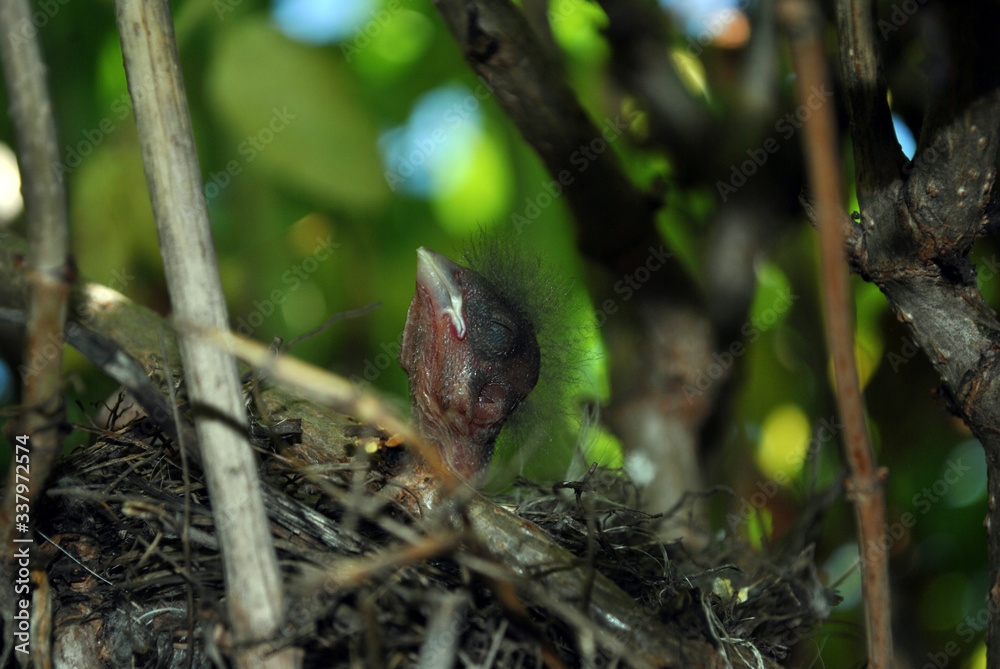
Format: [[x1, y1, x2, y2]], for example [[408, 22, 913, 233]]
[[289, 213, 336, 257], [0, 143, 23, 224], [378, 85, 484, 198], [369, 10, 434, 65], [756, 403, 810, 483], [943, 439, 986, 508], [892, 112, 916, 159], [272, 0, 374, 44], [431, 131, 511, 236]]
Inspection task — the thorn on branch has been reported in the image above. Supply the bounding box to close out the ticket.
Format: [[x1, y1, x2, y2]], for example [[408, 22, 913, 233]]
[[799, 189, 865, 270]]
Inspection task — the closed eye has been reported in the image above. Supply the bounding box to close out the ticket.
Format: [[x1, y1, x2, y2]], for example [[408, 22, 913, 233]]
[[484, 318, 516, 355], [492, 319, 514, 336]]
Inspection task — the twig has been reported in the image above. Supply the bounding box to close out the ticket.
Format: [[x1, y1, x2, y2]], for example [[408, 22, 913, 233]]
[[112, 1, 296, 667], [160, 334, 196, 669], [780, 0, 892, 666], [201, 328, 457, 491], [36, 531, 112, 585], [281, 301, 380, 353]]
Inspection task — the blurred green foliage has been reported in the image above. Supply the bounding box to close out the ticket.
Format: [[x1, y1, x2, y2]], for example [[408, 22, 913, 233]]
[[0, 0, 994, 665]]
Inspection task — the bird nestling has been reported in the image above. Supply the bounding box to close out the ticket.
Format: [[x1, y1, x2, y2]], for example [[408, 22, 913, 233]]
[[399, 238, 574, 484]]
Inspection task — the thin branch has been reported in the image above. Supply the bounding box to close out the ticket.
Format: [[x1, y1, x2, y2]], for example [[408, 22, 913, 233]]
[[781, 0, 892, 666], [0, 0, 72, 563], [834, 0, 906, 231], [112, 2, 296, 667]]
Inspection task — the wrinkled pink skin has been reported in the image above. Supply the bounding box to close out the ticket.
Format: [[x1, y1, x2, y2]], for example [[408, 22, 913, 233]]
[[399, 248, 540, 483]]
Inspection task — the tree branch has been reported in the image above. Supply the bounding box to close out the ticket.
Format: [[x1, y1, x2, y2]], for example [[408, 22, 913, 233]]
[[430, 0, 664, 279], [112, 2, 296, 666], [0, 0, 72, 575], [836, 0, 1000, 663], [783, 1, 891, 665], [835, 0, 907, 233]]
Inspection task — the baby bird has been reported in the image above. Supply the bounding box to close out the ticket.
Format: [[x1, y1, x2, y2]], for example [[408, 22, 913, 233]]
[[399, 246, 542, 483]]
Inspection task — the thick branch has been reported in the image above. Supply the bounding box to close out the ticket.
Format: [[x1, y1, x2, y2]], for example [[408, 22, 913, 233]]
[[838, 0, 1000, 420], [902, 6, 1000, 254], [836, 0, 1000, 664]]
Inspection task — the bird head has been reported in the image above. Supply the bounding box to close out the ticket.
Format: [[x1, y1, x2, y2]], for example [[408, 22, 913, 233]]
[[399, 247, 541, 483]]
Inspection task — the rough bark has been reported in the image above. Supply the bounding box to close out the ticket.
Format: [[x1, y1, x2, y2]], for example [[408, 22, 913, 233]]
[[836, 0, 1000, 663]]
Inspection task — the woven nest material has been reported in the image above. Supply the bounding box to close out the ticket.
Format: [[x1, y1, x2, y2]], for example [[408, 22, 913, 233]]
[[29, 387, 835, 669]]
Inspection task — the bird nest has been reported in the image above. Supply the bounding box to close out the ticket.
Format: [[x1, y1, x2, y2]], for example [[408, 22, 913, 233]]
[[30, 387, 835, 668]]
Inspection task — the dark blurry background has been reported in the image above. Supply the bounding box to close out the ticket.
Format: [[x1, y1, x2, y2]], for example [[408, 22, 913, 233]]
[[0, 0, 992, 665]]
